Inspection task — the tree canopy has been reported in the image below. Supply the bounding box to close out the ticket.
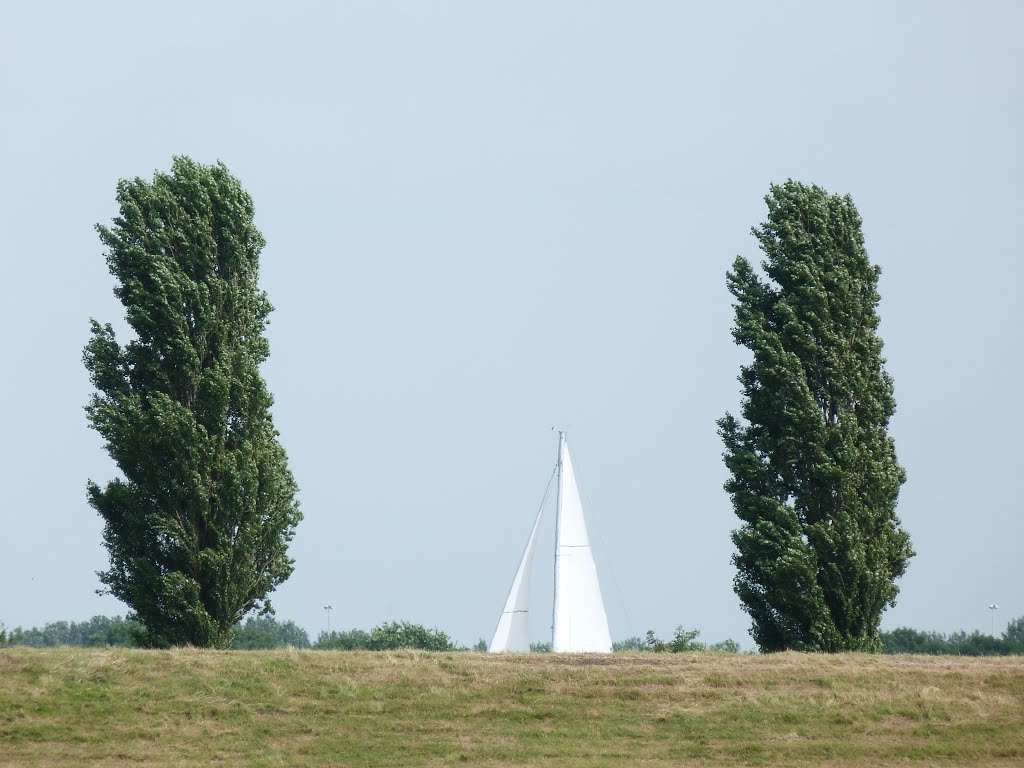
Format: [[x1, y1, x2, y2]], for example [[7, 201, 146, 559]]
[[719, 180, 913, 652], [84, 157, 301, 648]]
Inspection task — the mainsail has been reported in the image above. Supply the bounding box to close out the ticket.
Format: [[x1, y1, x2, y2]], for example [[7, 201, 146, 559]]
[[552, 435, 612, 652], [489, 433, 612, 653]]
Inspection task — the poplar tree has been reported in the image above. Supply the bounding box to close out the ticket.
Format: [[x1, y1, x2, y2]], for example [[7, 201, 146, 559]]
[[84, 157, 301, 648], [719, 180, 913, 652]]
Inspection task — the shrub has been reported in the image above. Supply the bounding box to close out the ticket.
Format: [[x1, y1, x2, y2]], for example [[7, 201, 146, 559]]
[[368, 621, 455, 651]]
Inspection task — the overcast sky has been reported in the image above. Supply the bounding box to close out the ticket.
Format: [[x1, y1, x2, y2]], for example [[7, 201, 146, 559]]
[[1, 1, 1021, 648]]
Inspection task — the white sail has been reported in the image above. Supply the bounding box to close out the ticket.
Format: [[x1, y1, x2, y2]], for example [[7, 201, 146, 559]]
[[489, 433, 613, 654], [488, 501, 545, 652], [552, 436, 613, 653]]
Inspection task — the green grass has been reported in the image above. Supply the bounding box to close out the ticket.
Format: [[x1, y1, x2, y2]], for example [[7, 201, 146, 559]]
[[2, 648, 1022, 766]]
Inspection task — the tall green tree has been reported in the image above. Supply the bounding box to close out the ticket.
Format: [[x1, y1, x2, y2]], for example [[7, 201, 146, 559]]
[[84, 157, 301, 648], [719, 180, 913, 652]]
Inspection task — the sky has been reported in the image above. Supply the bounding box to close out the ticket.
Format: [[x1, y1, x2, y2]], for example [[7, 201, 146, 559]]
[[1, 1, 1021, 649]]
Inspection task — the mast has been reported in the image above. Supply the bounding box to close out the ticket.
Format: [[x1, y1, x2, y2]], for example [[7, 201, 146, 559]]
[[551, 430, 564, 647]]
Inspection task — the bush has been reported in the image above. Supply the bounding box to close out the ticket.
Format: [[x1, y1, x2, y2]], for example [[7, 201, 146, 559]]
[[645, 627, 703, 652], [315, 622, 455, 651], [668, 627, 703, 652], [645, 627, 703, 653], [368, 621, 455, 651]]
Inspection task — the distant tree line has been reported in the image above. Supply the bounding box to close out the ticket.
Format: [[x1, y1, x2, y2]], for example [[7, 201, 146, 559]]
[[0, 616, 454, 651], [6, 616, 1022, 655], [881, 617, 1024, 656], [229, 617, 312, 649], [3, 616, 142, 648]]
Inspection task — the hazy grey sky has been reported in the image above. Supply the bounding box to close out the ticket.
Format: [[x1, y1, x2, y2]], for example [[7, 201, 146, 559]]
[[2, 1, 1021, 648]]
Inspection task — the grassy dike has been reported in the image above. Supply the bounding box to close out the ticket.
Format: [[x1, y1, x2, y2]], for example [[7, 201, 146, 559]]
[[1, 648, 1022, 766]]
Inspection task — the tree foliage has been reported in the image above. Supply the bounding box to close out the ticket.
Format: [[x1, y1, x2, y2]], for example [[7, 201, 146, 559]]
[[719, 181, 913, 652], [84, 157, 301, 648]]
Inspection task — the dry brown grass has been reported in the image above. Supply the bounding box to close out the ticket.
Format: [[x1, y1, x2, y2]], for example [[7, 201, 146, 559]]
[[1, 648, 1022, 766]]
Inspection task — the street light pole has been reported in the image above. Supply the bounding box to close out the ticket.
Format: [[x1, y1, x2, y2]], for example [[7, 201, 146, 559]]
[[324, 605, 333, 635], [988, 604, 999, 636]]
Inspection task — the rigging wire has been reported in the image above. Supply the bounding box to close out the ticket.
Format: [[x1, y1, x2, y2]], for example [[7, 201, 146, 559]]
[[535, 463, 557, 525]]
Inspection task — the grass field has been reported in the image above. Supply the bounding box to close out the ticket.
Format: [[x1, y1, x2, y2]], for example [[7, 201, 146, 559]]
[[1, 648, 1022, 767]]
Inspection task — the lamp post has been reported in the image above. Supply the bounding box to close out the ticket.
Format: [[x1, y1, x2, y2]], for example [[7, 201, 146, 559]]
[[324, 605, 333, 635], [988, 604, 999, 636]]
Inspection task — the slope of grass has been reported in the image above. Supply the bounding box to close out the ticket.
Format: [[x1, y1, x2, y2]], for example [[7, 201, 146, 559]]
[[1, 648, 1022, 766]]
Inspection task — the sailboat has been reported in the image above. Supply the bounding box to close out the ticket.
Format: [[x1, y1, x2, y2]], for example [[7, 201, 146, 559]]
[[488, 432, 613, 653]]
